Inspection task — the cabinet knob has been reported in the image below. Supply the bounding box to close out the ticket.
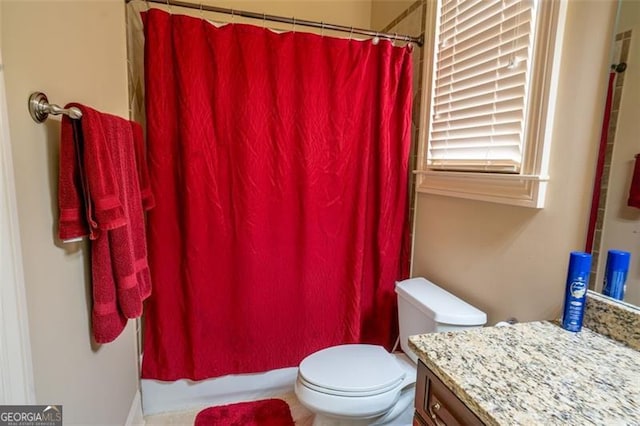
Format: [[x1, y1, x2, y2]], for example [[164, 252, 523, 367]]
[[430, 402, 445, 425]]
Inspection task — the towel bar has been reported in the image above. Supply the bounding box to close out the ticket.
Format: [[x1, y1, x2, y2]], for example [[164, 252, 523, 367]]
[[28, 92, 82, 123]]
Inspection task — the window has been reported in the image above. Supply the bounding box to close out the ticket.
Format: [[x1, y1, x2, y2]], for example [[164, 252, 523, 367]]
[[417, 0, 567, 208]]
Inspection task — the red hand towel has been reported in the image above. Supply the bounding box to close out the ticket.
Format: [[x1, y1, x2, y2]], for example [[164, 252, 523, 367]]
[[58, 105, 154, 342], [628, 154, 640, 208], [59, 109, 127, 240], [58, 118, 91, 240]]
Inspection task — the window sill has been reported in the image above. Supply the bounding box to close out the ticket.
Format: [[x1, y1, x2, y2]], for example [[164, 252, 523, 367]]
[[415, 170, 549, 208]]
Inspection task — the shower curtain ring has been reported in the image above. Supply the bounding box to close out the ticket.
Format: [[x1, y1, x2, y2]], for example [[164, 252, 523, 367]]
[[321, 21, 325, 37], [199, 2, 204, 20], [263, 12, 267, 29], [292, 17, 296, 33], [372, 32, 380, 45], [165, 0, 171, 12], [230, 9, 235, 23], [349, 26, 354, 41]]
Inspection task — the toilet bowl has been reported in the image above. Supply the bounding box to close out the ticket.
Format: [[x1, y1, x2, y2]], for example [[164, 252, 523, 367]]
[[294, 345, 416, 425], [294, 277, 487, 425]]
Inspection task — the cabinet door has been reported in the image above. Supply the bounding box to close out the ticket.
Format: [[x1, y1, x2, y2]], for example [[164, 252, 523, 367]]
[[413, 413, 428, 426], [415, 360, 484, 426]]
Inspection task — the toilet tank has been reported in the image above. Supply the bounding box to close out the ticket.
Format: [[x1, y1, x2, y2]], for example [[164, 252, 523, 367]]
[[395, 277, 487, 364]]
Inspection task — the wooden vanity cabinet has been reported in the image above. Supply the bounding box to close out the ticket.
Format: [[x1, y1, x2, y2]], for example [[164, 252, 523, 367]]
[[414, 360, 485, 426]]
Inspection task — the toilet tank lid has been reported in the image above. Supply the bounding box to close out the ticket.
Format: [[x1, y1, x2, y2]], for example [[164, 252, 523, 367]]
[[395, 277, 487, 326]]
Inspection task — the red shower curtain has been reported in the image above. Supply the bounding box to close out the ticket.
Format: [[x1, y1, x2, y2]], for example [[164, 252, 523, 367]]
[[141, 9, 412, 380]]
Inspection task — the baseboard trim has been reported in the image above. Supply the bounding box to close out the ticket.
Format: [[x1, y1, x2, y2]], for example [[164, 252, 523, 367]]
[[125, 389, 144, 426]]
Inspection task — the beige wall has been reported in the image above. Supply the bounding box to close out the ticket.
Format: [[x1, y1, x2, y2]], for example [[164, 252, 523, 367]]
[[412, 0, 618, 325], [371, 0, 416, 30], [148, 0, 372, 32], [598, 0, 640, 306], [2, 0, 138, 424]]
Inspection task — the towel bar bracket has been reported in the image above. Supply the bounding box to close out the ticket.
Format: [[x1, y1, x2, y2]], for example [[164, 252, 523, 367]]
[[28, 92, 82, 123]]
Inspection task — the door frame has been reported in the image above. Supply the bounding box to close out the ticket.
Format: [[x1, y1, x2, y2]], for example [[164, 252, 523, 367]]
[[0, 51, 36, 404]]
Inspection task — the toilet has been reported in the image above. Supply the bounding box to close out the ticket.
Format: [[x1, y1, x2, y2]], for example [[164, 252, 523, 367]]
[[294, 277, 487, 425]]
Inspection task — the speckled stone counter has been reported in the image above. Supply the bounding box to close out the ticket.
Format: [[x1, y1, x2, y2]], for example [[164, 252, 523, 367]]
[[409, 321, 640, 425]]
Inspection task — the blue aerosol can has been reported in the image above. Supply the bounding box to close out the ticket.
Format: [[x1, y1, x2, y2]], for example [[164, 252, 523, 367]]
[[602, 250, 631, 301], [561, 252, 592, 332]]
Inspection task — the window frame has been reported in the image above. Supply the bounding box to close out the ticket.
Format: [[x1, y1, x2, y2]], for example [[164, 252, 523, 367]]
[[416, 0, 568, 208]]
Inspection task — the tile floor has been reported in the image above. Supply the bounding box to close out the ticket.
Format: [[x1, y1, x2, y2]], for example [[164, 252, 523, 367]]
[[144, 392, 314, 425]]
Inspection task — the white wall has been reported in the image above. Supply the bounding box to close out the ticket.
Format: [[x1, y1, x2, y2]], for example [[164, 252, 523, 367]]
[[412, 0, 618, 325], [1, 1, 138, 423], [598, 0, 640, 306]]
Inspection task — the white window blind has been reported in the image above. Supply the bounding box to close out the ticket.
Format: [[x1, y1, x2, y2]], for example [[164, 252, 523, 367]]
[[428, 0, 538, 173]]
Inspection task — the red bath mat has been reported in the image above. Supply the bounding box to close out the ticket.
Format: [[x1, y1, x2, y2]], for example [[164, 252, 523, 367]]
[[193, 398, 295, 426]]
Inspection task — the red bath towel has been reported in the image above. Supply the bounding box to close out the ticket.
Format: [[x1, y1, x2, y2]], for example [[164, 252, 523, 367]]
[[131, 123, 154, 299], [628, 154, 640, 208], [58, 105, 154, 343]]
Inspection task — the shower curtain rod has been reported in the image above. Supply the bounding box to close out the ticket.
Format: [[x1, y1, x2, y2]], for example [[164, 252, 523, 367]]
[[126, 0, 424, 47]]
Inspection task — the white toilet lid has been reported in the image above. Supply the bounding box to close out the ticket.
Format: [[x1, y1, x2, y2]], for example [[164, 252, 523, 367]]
[[298, 344, 405, 396]]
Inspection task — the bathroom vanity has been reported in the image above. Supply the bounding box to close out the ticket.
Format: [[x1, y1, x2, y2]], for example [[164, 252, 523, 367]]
[[409, 294, 640, 426], [414, 359, 483, 425]]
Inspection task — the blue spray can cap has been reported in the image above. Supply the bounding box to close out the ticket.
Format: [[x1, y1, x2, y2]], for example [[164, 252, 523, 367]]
[[606, 250, 630, 271], [568, 251, 592, 274], [602, 250, 631, 300]]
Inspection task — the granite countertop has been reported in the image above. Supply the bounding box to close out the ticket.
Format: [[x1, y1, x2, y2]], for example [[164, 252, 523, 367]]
[[409, 321, 640, 425]]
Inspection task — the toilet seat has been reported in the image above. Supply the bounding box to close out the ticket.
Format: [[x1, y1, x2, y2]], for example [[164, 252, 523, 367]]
[[298, 344, 406, 397], [295, 344, 411, 421], [298, 374, 404, 398], [294, 376, 402, 420]]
